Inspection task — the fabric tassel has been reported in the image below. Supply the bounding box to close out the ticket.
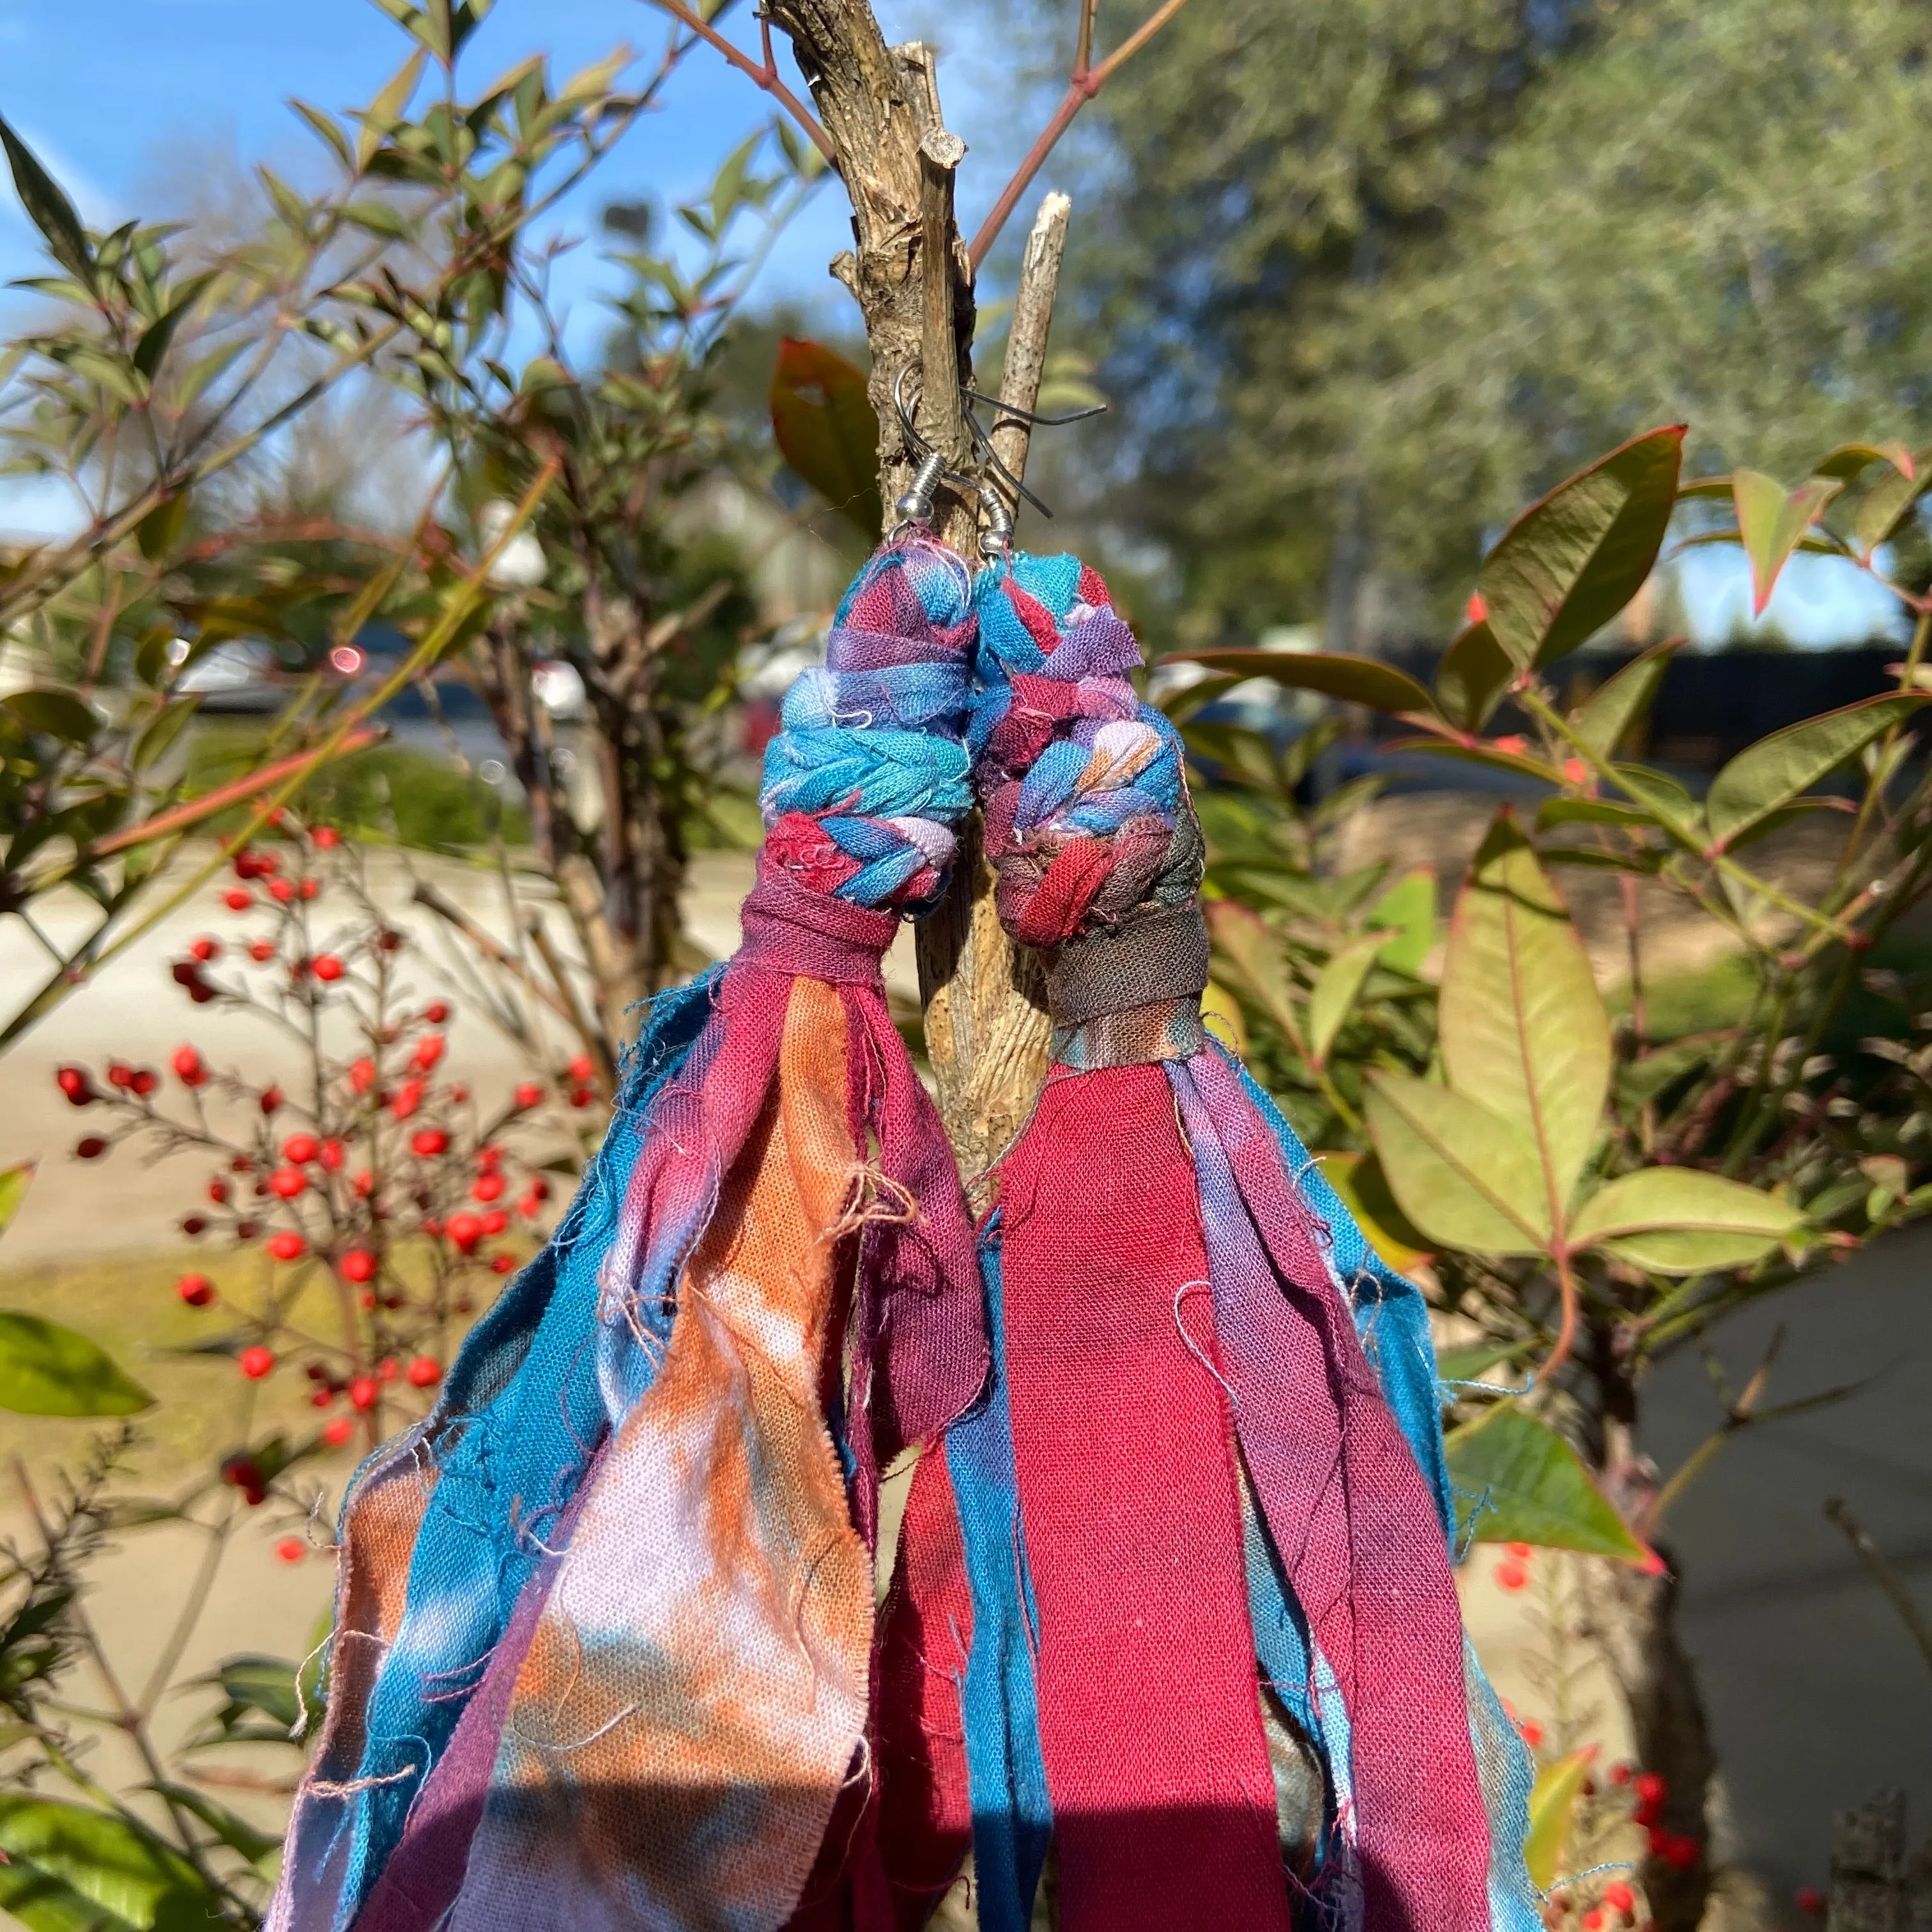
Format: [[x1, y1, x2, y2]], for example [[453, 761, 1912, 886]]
[[882, 549, 1542, 1932], [270, 533, 990, 1932]]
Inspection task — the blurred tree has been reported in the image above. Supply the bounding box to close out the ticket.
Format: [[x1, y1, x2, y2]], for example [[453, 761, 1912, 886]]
[[1067, 0, 1932, 646]]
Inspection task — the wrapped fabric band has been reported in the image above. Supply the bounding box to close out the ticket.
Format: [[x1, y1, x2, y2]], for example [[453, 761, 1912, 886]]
[[1044, 902, 1211, 1025]]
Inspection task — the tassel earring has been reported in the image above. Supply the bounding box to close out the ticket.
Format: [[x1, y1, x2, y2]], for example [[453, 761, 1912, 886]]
[[883, 546, 1542, 1932], [271, 532, 990, 1932]]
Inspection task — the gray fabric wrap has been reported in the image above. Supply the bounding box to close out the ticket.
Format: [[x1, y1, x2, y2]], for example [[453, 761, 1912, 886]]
[[1045, 903, 1212, 1025]]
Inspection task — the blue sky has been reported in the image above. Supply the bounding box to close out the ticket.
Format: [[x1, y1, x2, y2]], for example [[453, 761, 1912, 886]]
[[0, 0, 1906, 643]]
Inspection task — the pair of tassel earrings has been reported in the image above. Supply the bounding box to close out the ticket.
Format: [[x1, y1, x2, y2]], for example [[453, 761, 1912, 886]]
[[270, 521, 1541, 1932]]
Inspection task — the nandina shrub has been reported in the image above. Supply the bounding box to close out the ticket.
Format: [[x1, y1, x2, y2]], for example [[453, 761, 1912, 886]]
[[56, 818, 584, 1471]]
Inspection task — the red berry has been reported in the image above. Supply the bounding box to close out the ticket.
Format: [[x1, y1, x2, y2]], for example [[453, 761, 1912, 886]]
[[274, 1536, 305, 1563], [266, 1230, 305, 1262], [1633, 1773, 1667, 1805], [323, 1415, 355, 1446], [129, 1068, 157, 1096], [75, 1137, 107, 1160], [516, 1193, 541, 1219], [1583, 1912, 1603, 1931], [172, 1045, 206, 1085], [1519, 1719, 1544, 1747], [55, 1066, 95, 1106], [569, 1086, 594, 1109], [298, 877, 319, 901], [425, 1002, 449, 1025], [340, 1250, 376, 1284], [180, 1215, 207, 1236], [1496, 1559, 1528, 1591], [268, 878, 295, 905], [1609, 1763, 1632, 1786], [376, 1358, 399, 1384], [282, 1133, 319, 1165], [314, 825, 344, 850], [529, 1176, 550, 1202], [348, 1374, 379, 1412], [176, 1273, 215, 1307], [447, 1212, 483, 1254], [1662, 1835, 1698, 1871], [471, 1171, 504, 1204], [224, 887, 252, 911], [1604, 1884, 1635, 1917], [190, 936, 220, 962], [348, 1057, 377, 1095], [208, 1179, 228, 1204], [1634, 1798, 1662, 1828], [310, 1387, 332, 1408], [447, 1083, 468, 1104], [490, 1253, 514, 1274], [475, 1145, 502, 1170], [238, 1345, 275, 1379], [567, 1054, 594, 1083], [312, 954, 344, 982], [259, 1085, 283, 1115], [352, 1169, 375, 1198], [1506, 1542, 1531, 1560], [249, 940, 275, 962], [411, 1034, 445, 1072], [390, 1079, 425, 1121], [107, 1062, 134, 1089], [319, 1138, 344, 1170], [480, 1209, 509, 1236], [405, 1356, 441, 1389], [269, 1167, 307, 1200], [411, 1128, 449, 1158], [513, 1082, 542, 1109], [1797, 1889, 1825, 1917]]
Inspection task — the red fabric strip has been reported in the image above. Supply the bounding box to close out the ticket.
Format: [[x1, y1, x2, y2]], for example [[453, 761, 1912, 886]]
[[997, 1064, 1290, 1932]]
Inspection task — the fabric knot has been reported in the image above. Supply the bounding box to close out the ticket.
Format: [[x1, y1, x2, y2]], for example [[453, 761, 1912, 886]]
[[737, 857, 897, 985], [1045, 903, 1211, 1025]]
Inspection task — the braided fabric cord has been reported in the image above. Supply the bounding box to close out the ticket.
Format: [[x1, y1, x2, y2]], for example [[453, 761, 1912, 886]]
[[271, 534, 989, 1932], [942, 550, 1538, 1932]]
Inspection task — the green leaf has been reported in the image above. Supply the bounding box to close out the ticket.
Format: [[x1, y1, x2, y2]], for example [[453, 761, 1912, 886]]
[[1609, 762, 1703, 841], [130, 698, 199, 772], [1478, 425, 1685, 671], [1174, 649, 1436, 717], [1384, 737, 1563, 785], [289, 98, 355, 171], [1705, 694, 1931, 853], [1535, 797, 1658, 832], [1732, 470, 1843, 616], [1365, 1074, 1551, 1255], [0, 1314, 152, 1416], [356, 48, 430, 169], [0, 1795, 217, 1931], [130, 279, 209, 383], [1445, 1403, 1647, 1560], [0, 1165, 31, 1242], [134, 490, 190, 564], [1434, 1338, 1526, 1385], [1439, 811, 1609, 1213], [342, 200, 413, 241], [1570, 637, 1683, 762], [1524, 1749, 1596, 1889], [1569, 1169, 1802, 1269], [1365, 866, 1436, 974], [186, 1653, 304, 1746], [1204, 899, 1303, 1052], [768, 337, 882, 539], [1432, 618, 1514, 731], [0, 115, 91, 282], [1307, 935, 1381, 1068], [3, 689, 99, 743], [140, 1784, 278, 1867], [1319, 1149, 1434, 1273]]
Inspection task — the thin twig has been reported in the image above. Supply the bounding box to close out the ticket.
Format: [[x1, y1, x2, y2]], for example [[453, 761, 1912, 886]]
[[988, 191, 1072, 501], [967, 0, 1197, 267], [642, 0, 838, 164], [1825, 1497, 1932, 1676]]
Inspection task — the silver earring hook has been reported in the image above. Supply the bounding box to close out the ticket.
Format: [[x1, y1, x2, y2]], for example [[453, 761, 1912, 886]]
[[891, 364, 962, 531]]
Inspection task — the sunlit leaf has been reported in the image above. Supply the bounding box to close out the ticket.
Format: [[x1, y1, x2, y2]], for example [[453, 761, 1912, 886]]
[[1199, 978, 1248, 1057], [1204, 899, 1303, 1052], [1307, 936, 1380, 1068], [1569, 637, 1683, 762], [1364, 866, 1436, 975], [1174, 649, 1436, 717], [0, 1794, 216, 1931], [1478, 425, 1685, 671], [769, 337, 881, 538], [1524, 1749, 1597, 1889], [1705, 694, 1931, 853], [1365, 1074, 1550, 1255], [141, 1785, 279, 1867], [0, 1314, 152, 1416], [0, 1165, 31, 1243], [1568, 1169, 1802, 1276], [1440, 811, 1609, 1210], [1731, 470, 1842, 615], [131, 698, 199, 772], [356, 48, 430, 170], [1446, 1404, 1647, 1561]]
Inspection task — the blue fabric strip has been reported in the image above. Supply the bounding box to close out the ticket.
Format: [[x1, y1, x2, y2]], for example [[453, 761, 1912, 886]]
[[944, 1218, 1053, 1932]]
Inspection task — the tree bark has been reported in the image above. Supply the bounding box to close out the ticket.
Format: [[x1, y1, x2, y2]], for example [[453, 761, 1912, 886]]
[[769, 0, 1060, 1172]]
